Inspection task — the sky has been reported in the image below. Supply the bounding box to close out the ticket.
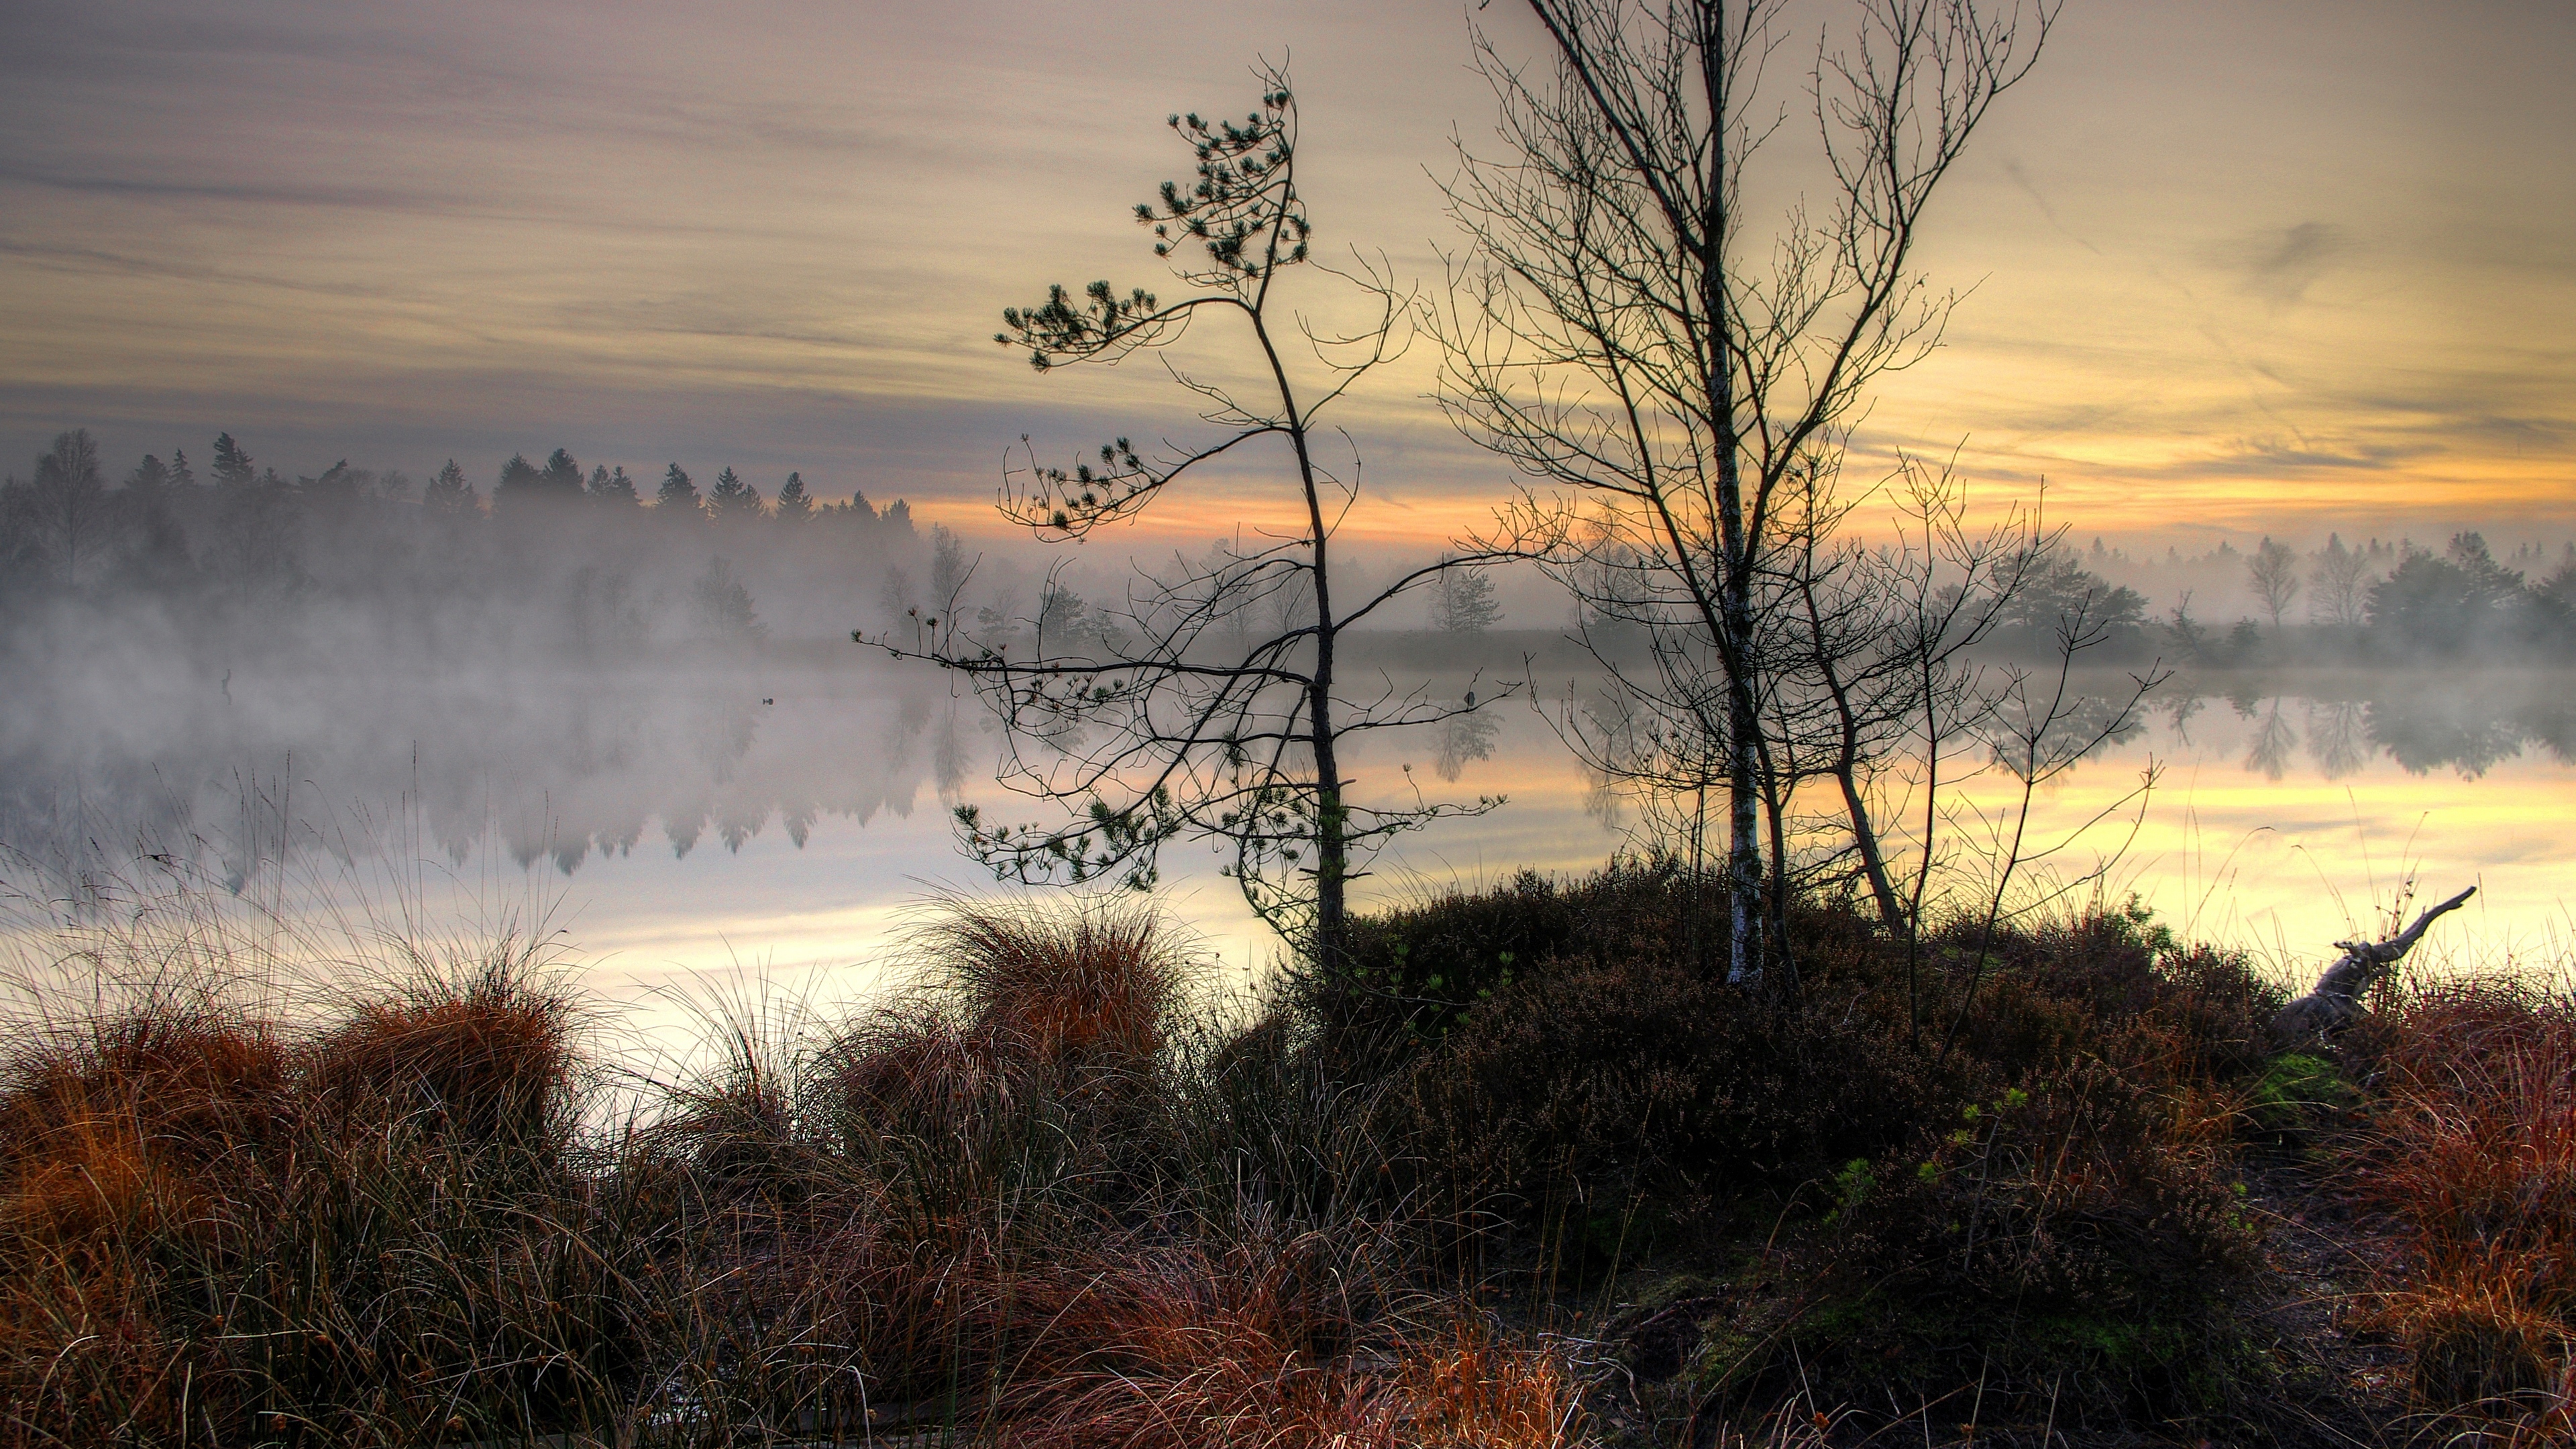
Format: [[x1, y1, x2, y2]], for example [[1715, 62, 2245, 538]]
[[3, 0, 2572, 551]]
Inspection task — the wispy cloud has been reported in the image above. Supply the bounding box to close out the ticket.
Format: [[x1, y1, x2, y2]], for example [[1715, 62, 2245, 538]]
[[0, 0, 2570, 548], [2220, 221, 2355, 308]]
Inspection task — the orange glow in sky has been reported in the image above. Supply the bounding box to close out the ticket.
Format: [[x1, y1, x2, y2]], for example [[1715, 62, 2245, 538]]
[[3, 0, 2570, 550]]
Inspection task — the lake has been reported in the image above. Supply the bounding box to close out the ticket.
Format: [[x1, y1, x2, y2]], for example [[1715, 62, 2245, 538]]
[[6, 642, 2570, 1051]]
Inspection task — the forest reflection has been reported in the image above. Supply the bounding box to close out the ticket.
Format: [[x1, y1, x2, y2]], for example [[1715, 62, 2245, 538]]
[[0, 657, 970, 896], [2161, 673, 2576, 782], [5, 659, 2571, 903]]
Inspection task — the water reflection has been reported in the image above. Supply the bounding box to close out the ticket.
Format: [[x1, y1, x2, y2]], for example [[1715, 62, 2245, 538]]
[[0, 655, 965, 898], [2244, 698, 2296, 782], [1432, 710, 1501, 783], [2137, 674, 2576, 782], [5, 654, 2573, 970], [2305, 700, 2368, 780]]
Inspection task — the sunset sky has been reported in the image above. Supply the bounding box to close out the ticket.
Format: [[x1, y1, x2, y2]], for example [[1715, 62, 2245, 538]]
[[3, 0, 2570, 551]]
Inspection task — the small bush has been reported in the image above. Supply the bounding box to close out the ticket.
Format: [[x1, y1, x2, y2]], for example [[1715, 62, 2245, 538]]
[[1759, 1061, 2271, 1426], [1320, 859, 1708, 1046], [2248, 1051, 2359, 1140], [1403, 951, 1949, 1224]]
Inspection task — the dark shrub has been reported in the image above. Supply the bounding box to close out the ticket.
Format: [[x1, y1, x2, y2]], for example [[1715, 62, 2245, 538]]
[[1739, 1060, 2273, 1430], [1405, 953, 1955, 1224], [1317, 858, 1714, 1048]]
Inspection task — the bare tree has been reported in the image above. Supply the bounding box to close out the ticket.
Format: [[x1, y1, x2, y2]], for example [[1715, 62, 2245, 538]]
[[2308, 532, 2373, 629], [1542, 447, 2160, 1008], [2247, 536, 2300, 628], [1432, 555, 1505, 633], [868, 70, 1509, 966], [1432, 0, 2057, 983], [29, 429, 108, 588]]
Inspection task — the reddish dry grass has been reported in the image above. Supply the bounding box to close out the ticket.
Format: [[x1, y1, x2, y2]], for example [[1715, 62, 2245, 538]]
[[0, 999, 289, 1243], [0, 965, 584, 1446], [303, 959, 577, 1148], [2360, 977, 2576, 1424], [0, 1001, 291, 1442], [926, 898, 1187, 1069], [0, 899, 1586, 1446], [1000, 1233, 1587, 1449], [1395, 1318, 1592, 1449], [820, 1000, 1033, 1149]]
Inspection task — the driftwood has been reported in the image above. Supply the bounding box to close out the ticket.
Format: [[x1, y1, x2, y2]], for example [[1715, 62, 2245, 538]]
[[2269, 885, 2476, 1045]]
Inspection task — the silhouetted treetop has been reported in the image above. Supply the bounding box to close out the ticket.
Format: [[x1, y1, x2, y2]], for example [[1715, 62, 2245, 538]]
[[657, 464, 702, 520], [775, 471, 812, 523], [423, 459, 478, 515], [211, 433, 254, 488], [710, 466, 765, 523], [539, 448, 585, 496], [590, 464, 639, 506]]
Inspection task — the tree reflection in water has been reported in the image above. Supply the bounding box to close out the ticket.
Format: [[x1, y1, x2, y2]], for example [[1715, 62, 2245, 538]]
[[2149, 676, 2576, 781], [1434, 709, 1501, 784], [2304, 700, 2369, 780], [2245, 698, 2298, 782], [9, 659, 2573, 920], [0, 659, 961, 902]]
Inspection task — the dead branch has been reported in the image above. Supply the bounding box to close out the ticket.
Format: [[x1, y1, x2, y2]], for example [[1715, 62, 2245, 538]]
[[2271, 885, 2476, 1045]]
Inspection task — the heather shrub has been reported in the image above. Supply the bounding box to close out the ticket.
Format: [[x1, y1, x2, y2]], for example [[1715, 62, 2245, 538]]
[[1754, 1061, 2270, 1426], [1319, 858, 1709, 1047], [1402, 951, 1952, 1226], [1927, 907, 2285, 1091], [1356, 868, 2303, 1436]]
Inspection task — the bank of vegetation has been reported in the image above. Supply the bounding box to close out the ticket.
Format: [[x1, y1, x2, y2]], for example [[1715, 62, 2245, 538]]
[[3, 862, 2566, 1447]]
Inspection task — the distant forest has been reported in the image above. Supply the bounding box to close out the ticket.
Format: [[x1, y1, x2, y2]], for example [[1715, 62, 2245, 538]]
[[7, 427, 2575, 668], [2060, 530, 2576, 665], [0, 428, 941, 656]]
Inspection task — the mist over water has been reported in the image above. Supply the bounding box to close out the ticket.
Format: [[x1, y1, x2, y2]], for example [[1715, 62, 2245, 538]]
[[5, 431, 2573, 1026], [8, 639, 2572, 1014]]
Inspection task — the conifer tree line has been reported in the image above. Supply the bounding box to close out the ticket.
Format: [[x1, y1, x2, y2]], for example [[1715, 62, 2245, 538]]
[[0, 429, 931, 651]]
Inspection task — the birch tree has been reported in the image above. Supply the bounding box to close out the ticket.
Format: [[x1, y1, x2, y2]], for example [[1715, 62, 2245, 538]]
[[1432, 0, 2057, 983]]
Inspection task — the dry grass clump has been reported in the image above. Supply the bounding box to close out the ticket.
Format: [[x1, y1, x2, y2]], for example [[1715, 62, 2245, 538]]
[[302, 957, 578, 1148], [0, 992, 292, 1244], [0, 988, 297, 1440], [925, 898, 1187, 1067], [2355, 977, 2576, 1430], [0, 881, 1601, 1446], [0, 940, 615, 1447], [1000, 1232, 1587, 1449]]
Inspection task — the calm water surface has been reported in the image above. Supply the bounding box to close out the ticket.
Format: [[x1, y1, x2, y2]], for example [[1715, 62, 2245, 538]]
[[7, 651, 2571, 1046]]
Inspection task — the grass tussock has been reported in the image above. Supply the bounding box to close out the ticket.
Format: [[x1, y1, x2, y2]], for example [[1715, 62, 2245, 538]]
[[0, 894, 1582, 1448], [2349, 976, 2576, 1438], [0, 864, 2563, 1445]]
